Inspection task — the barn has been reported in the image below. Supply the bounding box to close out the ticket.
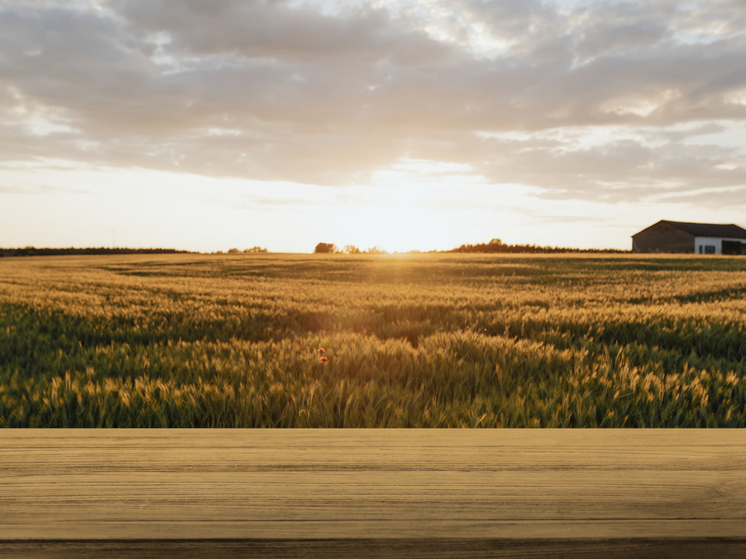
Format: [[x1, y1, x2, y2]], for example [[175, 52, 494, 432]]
[[632, 220, 746, 255]]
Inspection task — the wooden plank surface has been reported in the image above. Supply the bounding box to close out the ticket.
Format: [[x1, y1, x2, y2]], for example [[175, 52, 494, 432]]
[[1, 430, 745, 558], [4, 539, 746, 559]]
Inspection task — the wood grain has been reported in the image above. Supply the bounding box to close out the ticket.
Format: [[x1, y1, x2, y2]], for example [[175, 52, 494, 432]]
[[1, 430, 745, 557], [4, 539, 746, 559]]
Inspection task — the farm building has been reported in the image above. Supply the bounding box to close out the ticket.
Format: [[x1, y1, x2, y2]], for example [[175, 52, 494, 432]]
[[632, 220, 746, 254]]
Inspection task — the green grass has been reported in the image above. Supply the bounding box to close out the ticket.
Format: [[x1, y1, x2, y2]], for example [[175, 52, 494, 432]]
[[1, 252, 745, 427]]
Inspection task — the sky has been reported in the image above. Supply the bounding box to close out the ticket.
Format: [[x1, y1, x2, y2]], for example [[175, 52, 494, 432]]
[[1, 0, 745, 253]]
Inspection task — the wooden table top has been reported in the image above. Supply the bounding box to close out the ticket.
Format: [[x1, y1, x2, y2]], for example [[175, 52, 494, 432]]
[[2, 429, 745, 558]]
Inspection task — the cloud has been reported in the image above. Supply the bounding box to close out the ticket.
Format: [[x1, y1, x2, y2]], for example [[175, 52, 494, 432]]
[[116, 0, 457, 66], [0, 0, 745, 204], [0, 183, 88, 195]]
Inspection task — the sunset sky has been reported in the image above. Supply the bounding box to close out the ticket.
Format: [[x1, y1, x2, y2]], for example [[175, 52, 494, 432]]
[[1, 0, 745, 253]]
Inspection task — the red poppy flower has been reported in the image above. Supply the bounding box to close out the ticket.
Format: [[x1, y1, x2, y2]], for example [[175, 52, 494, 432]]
[[319, 357, 328, 363], [317, 348, 325, 354]]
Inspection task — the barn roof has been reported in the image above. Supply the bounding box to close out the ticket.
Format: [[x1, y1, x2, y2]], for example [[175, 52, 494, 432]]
[[633, 220, 746, 239]]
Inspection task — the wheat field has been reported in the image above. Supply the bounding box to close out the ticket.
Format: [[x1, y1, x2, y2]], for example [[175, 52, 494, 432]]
[[1, 252, 745, 427]]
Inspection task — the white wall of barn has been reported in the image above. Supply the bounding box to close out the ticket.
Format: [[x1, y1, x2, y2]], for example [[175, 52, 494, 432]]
[[694, 237, 746, 255]]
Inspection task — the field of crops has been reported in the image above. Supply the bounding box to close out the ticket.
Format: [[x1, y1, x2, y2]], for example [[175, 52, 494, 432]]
[[1, 252, 746, 427]]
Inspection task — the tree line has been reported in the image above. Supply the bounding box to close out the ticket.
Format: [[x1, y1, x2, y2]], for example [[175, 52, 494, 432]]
[[314, 243, 388, 254], [313, 239, 628, 255], [447, 239, 628, 254], [0, 247, 194, 257]]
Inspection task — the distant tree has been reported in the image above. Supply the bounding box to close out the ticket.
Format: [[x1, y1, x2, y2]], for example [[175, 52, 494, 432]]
[[365, 246, 387, 255], [228, 248, 240, 253], [314, 242, 337, 254], [343, 245, 361, 254], [243, 246, 268, 253], [489, 238, 502, 245]]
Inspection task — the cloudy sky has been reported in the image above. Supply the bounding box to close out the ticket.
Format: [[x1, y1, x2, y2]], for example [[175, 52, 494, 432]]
[[1, 0, 745, 252]]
